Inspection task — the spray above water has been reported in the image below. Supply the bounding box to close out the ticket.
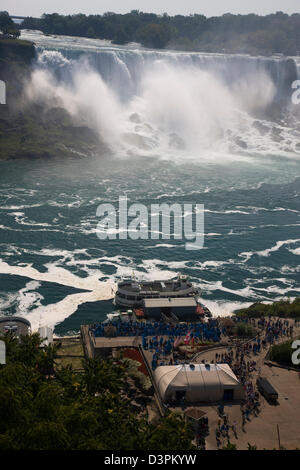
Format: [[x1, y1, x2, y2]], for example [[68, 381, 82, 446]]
[[23, 35, 300, 160], [129, 62, 276, 153], [26, 63, 124, 148]]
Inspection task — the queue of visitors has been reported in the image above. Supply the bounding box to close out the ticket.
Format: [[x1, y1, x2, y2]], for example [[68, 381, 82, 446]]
[[90, 319, 221, 342]]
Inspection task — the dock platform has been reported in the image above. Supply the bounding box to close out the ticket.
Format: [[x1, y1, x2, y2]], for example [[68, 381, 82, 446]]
[[81, 324, 141, 358]]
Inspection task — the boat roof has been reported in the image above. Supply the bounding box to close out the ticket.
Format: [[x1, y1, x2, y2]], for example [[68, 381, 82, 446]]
[[0, 316, 31, 326], [144, 297, 197, 308]]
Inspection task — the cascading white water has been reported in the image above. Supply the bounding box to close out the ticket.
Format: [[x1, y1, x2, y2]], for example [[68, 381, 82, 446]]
[[22, 30, 300, 159], [35, 44, 297, 103]]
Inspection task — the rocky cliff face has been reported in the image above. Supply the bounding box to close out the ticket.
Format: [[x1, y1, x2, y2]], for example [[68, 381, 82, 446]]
[[0, 38, 35, 105], [0, 37, 35, 63], [0, 38, 106, 160]]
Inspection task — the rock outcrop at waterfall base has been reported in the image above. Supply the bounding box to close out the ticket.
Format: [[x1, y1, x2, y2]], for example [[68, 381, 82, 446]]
[[0, 37, 105, 160]]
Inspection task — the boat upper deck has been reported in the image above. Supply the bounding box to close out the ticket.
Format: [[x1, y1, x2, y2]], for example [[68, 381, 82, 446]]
[[117, 279, 197, 296]]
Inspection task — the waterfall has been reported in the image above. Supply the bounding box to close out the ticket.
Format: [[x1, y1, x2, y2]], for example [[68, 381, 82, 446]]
[[35, 45, 298, 106], [21, 30, 300, 158]]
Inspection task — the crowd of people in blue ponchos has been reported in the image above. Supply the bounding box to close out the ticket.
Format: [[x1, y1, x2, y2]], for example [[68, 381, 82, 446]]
[[90, 319, 221, 342], [234, 316, 295, 346], [142, 337, 175, 370], [89, 315, 299, 380], [89, 319, 222, 371]]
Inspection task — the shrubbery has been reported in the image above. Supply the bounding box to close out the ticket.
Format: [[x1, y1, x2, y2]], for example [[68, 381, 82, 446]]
[[235, 323, 255, 338], [236, 298, 300, 319], [269, 340, 299, 368], [0, 332, 194, 450], [0, 11, 20, 38]]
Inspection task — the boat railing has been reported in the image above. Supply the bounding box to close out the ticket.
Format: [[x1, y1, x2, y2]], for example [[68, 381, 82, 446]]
[[170, 312, 179, 323], [161, 312, 178, 326]]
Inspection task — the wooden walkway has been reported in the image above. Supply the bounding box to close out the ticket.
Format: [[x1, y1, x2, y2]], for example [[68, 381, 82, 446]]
[[81, 325, 141, 358]]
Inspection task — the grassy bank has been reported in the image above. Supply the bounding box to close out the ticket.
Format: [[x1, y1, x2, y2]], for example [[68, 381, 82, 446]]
[[268, 339, 300, 369], [0, 105, 105, 160], [235, 298, 300, 319]]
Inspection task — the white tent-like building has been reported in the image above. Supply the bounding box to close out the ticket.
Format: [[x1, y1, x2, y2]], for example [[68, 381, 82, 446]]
[[154, 363, 244, 403]]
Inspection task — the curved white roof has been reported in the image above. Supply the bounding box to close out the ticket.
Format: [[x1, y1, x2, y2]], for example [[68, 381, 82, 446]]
[[154, 363, 243, 402]]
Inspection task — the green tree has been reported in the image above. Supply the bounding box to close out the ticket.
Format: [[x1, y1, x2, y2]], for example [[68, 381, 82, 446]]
[[0, 333, 201, 450], [112, 27, 130, 45], [18, 11, 300, 55], [144, 412, 194, 450], [269, 340, 299, 368], [0, 11, 14, 33], [236, 323, 254, 338], [82, 357, 125, 395], [136, 23, 177, 48], [37, 342, 61, 375]]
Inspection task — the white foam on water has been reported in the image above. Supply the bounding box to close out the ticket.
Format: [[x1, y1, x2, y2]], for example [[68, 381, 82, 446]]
[[201, 299, 254, 317], [0, 203, 43, 210], [141, 258, 188, 272], [0, 292, 18, 311], [239, 239, 300, 261], [0, 225, 23, 232], [250, 281, 300, 296], [236, 205, 300, 214], [0, 246, 298, 331], [281, 265, 300, 273], [8, 212, 55, 228], [256, 239, 300, 257], [0, 261, 116, 331], [145, 243, 182, 249], [203, 296, 298, 317], [205, 209, 250, 215], [108, 258, 180, 282], [197, 260, 230, 269], [23, 287, 115, 332], [211, 280, 266, 299], [17, 281, 44, 315], [48, 198, 83, 208], [22, 247, 91, 265]]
